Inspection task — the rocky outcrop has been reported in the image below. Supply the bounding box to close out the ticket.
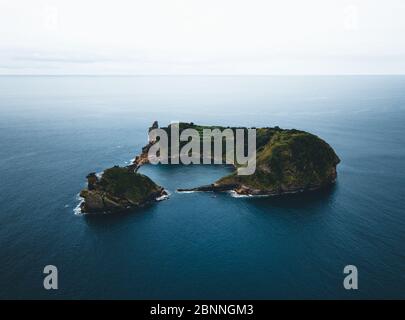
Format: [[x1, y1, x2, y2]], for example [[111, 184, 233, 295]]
[[128, 142, 153, 171], [149, 120, 159, 132], [80, 166, 167, 214]]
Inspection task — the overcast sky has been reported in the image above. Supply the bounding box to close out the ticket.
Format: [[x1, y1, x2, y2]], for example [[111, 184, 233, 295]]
[[1, 0, 405, 74]]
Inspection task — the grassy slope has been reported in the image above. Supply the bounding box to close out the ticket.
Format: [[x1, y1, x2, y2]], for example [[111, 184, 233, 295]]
[[218, 129, 340, 191]]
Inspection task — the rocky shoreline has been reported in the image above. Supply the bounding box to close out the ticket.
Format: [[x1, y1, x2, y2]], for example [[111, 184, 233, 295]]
[[78, 121, 340, 214], [177, 176, 337, 196]]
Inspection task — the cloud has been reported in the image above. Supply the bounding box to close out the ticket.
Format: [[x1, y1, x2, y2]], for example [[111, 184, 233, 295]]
[[1, 0, 405, 74]]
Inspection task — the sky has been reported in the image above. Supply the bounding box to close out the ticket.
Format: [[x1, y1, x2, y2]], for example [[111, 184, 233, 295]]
[[0, 0, 405, 75]]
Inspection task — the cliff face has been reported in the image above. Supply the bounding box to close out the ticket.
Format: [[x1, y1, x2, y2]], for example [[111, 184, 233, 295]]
[[80, 166, 166, 214]]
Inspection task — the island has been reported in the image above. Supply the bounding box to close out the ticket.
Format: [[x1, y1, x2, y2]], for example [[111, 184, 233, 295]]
[[79, 166, 167, 214], [79, 121, 340, 214]]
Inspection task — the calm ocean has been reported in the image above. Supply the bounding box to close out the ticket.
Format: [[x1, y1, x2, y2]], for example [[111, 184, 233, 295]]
[[0, 75, 404, 299]]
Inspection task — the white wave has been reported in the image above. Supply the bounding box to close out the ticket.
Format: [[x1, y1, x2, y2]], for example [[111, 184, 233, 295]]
[[228, 191, 257, 198], [176, 190, 199, 194], [156, 189, 170, 201], [156, 194, 169, 201], [73, 193, 84, 216], [228, 191, 271, 198], [232, 188, 309, 198], [95, 171, 104, 179]]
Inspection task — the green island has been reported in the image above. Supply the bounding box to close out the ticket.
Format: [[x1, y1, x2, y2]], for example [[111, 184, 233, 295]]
[[79, 122, 340, 214]]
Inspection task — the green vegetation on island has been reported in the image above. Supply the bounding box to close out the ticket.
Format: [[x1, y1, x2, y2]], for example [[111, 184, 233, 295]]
[[80, 121, 340, 214], [80, 166, 166, 214], [213, 129, 340, 195]]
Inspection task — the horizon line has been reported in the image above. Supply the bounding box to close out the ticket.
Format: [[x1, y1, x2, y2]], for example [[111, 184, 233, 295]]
[[1, 73, 405, 77]]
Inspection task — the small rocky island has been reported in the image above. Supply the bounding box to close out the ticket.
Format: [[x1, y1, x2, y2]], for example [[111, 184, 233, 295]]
[[79, 122, 340, 214], [79, 166, 167, 214]]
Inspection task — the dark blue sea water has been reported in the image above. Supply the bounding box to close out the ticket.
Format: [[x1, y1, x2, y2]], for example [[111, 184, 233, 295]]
[[0, 76, 404, 299]]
